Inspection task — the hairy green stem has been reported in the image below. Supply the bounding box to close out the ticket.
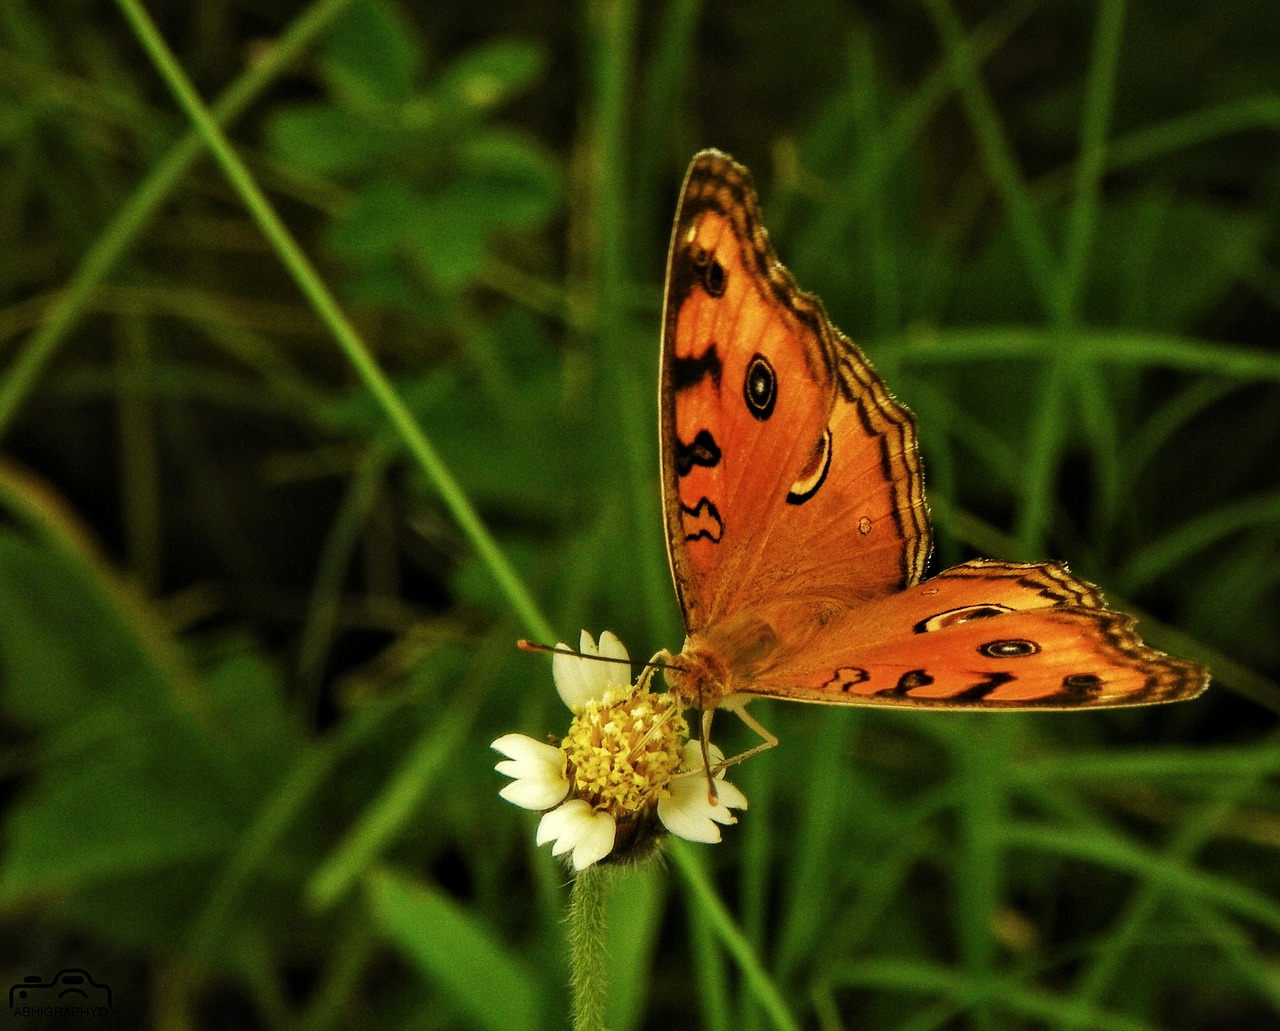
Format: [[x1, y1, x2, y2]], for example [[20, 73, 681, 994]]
[[568, 869, 610, 1031]]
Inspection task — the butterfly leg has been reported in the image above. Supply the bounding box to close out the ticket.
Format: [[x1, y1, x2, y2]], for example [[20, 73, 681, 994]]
[[721, 698, 779, 766], [691, 699, 780, 806]]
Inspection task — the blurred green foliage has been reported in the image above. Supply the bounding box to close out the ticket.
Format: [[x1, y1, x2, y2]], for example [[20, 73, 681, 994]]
[[1, 0, 1278, 1028]]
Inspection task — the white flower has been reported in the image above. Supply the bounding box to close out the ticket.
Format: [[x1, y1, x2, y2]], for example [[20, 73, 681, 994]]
[[553, 629, 631, 709], [494, 629, 750, 871], [657, 741, 749, 843], [492, 733, 569, 810], [535, 799, 617, 871]]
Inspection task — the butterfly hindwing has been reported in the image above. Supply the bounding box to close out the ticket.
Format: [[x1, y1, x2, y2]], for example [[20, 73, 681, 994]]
[[737, 559, 1209, 708]]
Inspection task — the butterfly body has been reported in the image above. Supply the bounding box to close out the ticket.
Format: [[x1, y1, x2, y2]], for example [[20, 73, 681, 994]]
[[659, 150, 1208, 716]]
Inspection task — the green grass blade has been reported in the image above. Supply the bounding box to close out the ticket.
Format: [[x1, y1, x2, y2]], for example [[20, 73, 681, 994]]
[[112, 0, 554, 643], [367, 868, 548, 1031], [0, 0, 357, 439], [670, 840, 801, 1031]]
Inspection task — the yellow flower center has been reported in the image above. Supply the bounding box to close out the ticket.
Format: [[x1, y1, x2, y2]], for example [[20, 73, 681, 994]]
[[561, 683, 687, 819]]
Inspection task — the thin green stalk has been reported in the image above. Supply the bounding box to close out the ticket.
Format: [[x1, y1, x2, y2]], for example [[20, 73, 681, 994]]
[[670, 840, 802, 1031], [1003, 822, 1280, 934], [1118, 489, 1280, 591], [569, 869, 610, 1031], [0, 0, 357, 438], [634, 0, 703, 251], [1106, 95, 1280, 173], [825, 958, 1160, 1031], [1060, 762, 1273, 1028], [951, 718, 1009, 1031], [1059, 0, 1127, 321], [115, 313, 161, 592], [585, 0, 672, 641], [894, 326, 1280, 378], [112, 0, 554, 644], [296, 441, 394, 698], [308, 704, 473, 910], [184, 687, 422, 960], [1012, 358, 1067, 554], [689, 865, 733, 1031], [922, 0, 1062, 323]]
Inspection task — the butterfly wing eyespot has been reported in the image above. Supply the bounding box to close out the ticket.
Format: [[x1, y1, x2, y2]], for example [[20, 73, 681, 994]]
[[977, 639, 1041, 658], [743, 354, 777, 420], [697, 252, 727, 296], [659, 152, 1208, 715]]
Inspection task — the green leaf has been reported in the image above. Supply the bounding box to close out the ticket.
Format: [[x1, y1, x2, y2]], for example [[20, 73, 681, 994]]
[[327, 177, 424, 261], [435, 39, 544, 113], [0, 727, 237, 903], [266, 103, 388, 176], [366, 869, 546, 1031], [0, 535, 306, 942], [457, 129, 561, 227], [406, 183, 493, 287], [0, 534, 169, 732], [324, 0, 420, 107]]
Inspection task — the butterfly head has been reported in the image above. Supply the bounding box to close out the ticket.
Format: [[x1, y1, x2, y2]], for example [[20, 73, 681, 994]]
[[663, 639, 726, 712], [665, 615, 782, 712]]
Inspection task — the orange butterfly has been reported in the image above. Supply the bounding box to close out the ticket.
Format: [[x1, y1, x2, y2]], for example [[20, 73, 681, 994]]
[[658, 150, 1208, 743]]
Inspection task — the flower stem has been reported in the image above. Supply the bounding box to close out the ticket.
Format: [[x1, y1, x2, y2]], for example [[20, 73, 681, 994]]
[[568, 868, 610, 1031]]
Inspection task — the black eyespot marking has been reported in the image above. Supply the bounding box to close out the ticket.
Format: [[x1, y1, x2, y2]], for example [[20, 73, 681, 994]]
[[978, 639, 1040, 658], [671, 347, 722, 391], [674, 429, 721, 475], [743, 353, 776, 421], [824, 666, 870, 692], [1062, 673, 1102, 695], [914, 604, 1012, 634], [897, 669, 934, 691], [704, 257, 725, 296], [691, 246, 726, 297]]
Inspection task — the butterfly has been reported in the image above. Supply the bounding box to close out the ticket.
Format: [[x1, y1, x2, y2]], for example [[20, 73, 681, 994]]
[[658, 149, 1208, 743]]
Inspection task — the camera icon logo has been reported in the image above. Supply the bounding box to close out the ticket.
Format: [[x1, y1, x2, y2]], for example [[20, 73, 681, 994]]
[[8, 969, 112, 1008]]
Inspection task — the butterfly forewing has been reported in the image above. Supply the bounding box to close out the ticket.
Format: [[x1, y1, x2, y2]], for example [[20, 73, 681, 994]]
[[660, 151, 930, 637]]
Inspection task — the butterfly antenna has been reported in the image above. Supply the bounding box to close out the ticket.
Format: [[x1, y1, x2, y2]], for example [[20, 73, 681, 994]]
[[517, 639, 674, 672]]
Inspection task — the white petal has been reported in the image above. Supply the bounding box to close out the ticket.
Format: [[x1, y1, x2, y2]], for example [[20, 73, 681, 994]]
[[677, 739, 709, 771], [535, 800, 617, 869], [596, 630, 630, 668], [577, 629, 629, 699], [553, 630, 632, 709], [492, 733, 557, 764], [499, 773, 569, 811], [658, 743, 749, 844], [711, 778, 749, 811], [492, 734, 568, 811], [658, 776, 726, 842], [553, 639, 593, 709], [537, 799, 587, 847], [569, 808, 617, 870]]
